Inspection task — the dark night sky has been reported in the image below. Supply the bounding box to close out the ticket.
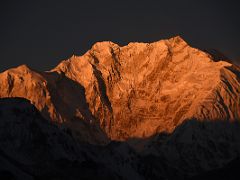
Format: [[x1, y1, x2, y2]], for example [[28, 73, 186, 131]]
[[0, 0, 239, 72]]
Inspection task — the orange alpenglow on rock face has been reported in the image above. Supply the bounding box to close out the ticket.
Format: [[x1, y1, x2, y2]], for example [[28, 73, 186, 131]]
[[0, 36, 239, 143]]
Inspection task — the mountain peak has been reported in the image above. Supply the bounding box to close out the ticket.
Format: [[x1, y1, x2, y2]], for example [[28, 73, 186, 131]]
[[1, 64, 31, 74], [16, 64, 31, 71], [91, 41, 119, 51], [88, 36, 187, 53], [168, 35, 188, 46], [0, 36, 239, 142], [170, 35, 185, 41]]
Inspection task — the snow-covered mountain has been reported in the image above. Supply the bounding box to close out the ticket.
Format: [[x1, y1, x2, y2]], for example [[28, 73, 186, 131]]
[[0, 36, 239, 144]]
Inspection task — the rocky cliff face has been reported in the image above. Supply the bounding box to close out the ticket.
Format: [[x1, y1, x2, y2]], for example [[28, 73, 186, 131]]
[[0, 36, 239, 143]]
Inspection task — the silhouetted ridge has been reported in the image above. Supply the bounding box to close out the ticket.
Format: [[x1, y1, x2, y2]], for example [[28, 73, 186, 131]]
[[1, 98, 240, 180]]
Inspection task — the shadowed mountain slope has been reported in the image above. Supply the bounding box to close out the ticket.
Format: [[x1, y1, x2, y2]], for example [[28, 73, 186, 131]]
[[1, 98, 240, 180]]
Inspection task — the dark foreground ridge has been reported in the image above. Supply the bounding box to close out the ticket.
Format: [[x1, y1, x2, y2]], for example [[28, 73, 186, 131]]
[[0, 97, 240, 180]]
